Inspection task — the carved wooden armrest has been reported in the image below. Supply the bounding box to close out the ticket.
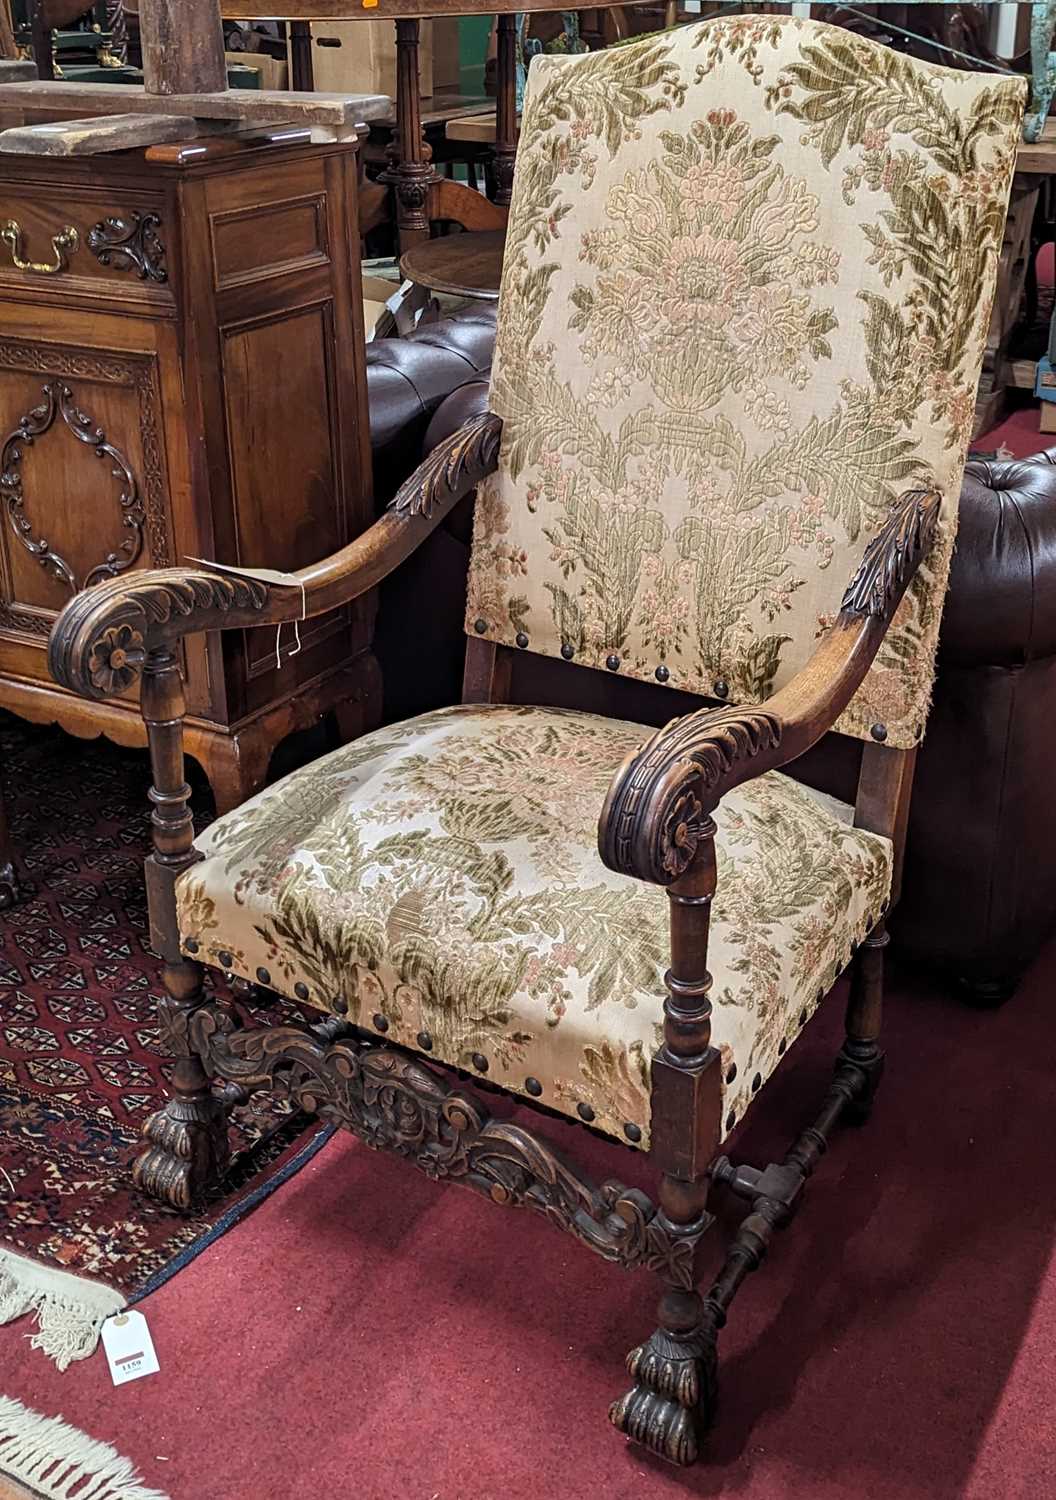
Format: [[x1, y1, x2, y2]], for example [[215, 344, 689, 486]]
[[48, 412, 502, 702], [598, 488, 941, 886]]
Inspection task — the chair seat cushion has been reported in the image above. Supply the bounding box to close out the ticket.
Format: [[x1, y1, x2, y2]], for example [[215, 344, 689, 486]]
[[175, 705, 892, 1149]]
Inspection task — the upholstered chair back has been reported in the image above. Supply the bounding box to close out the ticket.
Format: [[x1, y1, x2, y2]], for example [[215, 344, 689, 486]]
[[467, 17, 1024, 748]]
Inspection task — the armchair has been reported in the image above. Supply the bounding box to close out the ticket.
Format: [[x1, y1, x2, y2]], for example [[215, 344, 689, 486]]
[[47, 17, 1023, 1465]]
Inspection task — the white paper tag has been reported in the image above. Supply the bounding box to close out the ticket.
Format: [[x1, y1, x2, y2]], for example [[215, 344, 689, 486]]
[[101, 1310, 160, 1386]]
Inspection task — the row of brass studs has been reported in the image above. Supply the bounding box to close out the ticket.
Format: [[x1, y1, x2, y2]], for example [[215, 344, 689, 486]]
[[179, 947, 647, 1145], [366, 1013, 643, 1141], [471, 619, 735, 698]]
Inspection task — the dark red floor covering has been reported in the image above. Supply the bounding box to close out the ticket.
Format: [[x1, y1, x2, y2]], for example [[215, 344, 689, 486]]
[[0, 713, 320, 1307], [977, 405, 1052, 460], [2, 941, 1054, 1500]]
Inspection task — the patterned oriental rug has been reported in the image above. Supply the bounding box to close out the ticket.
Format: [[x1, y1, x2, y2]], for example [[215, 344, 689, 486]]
[[0, 713, 329, 1368]]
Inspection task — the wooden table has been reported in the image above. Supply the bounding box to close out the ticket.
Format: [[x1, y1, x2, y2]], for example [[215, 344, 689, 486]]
[[400, 226, 504, 299], [222, 0, 618, 253]]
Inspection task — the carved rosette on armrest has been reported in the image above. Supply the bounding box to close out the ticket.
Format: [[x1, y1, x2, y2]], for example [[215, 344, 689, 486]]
[[599, 488, 941, 886], [48, 568, 270, 702], [47, 412, 504, 705]]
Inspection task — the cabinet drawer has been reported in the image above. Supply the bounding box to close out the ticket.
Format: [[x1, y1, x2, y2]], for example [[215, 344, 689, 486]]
[[0, 185, 173, 308]]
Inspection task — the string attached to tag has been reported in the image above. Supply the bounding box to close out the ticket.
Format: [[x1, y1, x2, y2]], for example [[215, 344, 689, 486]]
[[184, 557, 310, 671], [271, 576, 308, 670]]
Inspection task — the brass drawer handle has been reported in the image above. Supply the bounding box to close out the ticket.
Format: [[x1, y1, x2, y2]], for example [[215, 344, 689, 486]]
[[1, 219, 79, 275]]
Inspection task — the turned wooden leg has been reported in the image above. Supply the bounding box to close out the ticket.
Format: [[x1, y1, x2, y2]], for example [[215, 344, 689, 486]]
[[612, 849, 723, 1466], [0, 778, 33, 910], [381, 18, 436, 251], [133, 957, 230, 1210], [493, 14, 518, 207], [838, 924, 888, 1124], [132, 648, 230, 1211]]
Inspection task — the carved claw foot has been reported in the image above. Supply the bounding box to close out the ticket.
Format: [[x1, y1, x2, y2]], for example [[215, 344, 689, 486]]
[[836, 1038, 885, 1127], [132, 1092, 231, 1211], [610, 1291, 718, 1466], [0, 857, 34, 910]]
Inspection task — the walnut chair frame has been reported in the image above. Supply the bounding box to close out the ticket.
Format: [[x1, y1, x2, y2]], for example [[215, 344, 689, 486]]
[[48, 413, 936, 1465]]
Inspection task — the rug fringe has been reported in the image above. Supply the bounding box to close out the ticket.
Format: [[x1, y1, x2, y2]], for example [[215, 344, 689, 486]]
[[0, 1247, 124, 1369], [0, 1396, 169, 1500]]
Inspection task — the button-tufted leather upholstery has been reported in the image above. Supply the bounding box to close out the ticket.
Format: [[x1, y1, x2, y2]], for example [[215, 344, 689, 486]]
[[366, 313, 497, 722], [894, 445, 1056, 1000], [367, 309, 497, 499]]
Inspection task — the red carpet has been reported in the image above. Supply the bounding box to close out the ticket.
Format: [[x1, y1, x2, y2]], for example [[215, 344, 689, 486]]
[[2, 944, 1054, 1499]]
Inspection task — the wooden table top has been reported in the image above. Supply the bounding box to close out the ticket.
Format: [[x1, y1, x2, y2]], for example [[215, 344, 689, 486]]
[[400, 228, 505, 300], [227, 0, 615, 17]]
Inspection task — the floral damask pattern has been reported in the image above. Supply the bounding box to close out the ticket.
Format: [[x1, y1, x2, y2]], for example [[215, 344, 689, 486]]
[[471, 17, 1024, 746], [176, 706, 892, 1147]]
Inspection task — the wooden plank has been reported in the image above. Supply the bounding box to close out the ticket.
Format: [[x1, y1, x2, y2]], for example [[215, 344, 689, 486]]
[[0, 81, 391, 125], [0, 59, 34, 82], [1016, 119, 1056, 175], [139, 0, 227, 96], [0, 112, 236, 155]]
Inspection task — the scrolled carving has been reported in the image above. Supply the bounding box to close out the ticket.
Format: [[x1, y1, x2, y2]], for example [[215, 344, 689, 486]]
[[87, 211, 168, 283], [389, 410, 503, 520], [1, 379, 145, 594], [840, 487, 941, 618], [599, 706, 783, 885], [187, 1003, 699, 1286], [48, 567, 269, 702]]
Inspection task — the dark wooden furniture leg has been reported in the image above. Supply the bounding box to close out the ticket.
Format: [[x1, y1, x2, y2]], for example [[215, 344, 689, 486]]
[[288, 19, 314, 90], [28, 0, 54, 79], [611, 848, 723, 1466], [0, 775, 32, 910], [382, 18, 436, 251], [494, 13, 517, 207], [131, 648, 230, 1209]]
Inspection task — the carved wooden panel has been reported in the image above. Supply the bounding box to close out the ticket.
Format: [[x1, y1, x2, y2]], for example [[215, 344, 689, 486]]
[[220, 303, 347, 680], [0, 338, 173, 646], [210, 193, 330, 291]]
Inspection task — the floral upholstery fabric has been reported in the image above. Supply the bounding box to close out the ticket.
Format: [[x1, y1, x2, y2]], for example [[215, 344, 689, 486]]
[[175, 706, 892, 1149], [467, 17, 1024, 748]]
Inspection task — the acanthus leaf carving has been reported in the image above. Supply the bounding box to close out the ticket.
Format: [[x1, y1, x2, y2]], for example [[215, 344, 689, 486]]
[[840, 487, 941, 619], [389, 410, 503, 520], [187, 1003, 702, 1288], [599, 705, 783, 885], [48, 567, 270, 701], [87, 211, 168, 283]]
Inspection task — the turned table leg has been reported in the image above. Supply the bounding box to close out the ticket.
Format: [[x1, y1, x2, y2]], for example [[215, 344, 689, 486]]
[[381, 17, 437, 252], [494, 14, 518, 207]]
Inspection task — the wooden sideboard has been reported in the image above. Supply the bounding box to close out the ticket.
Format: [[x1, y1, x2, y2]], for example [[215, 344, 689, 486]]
[[0, 129, 380, 812]]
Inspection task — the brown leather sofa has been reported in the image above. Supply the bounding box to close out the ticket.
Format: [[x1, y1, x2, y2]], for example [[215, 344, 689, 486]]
[[405, 368, 1056, 1002], [896, 449, 1056, 1001]]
